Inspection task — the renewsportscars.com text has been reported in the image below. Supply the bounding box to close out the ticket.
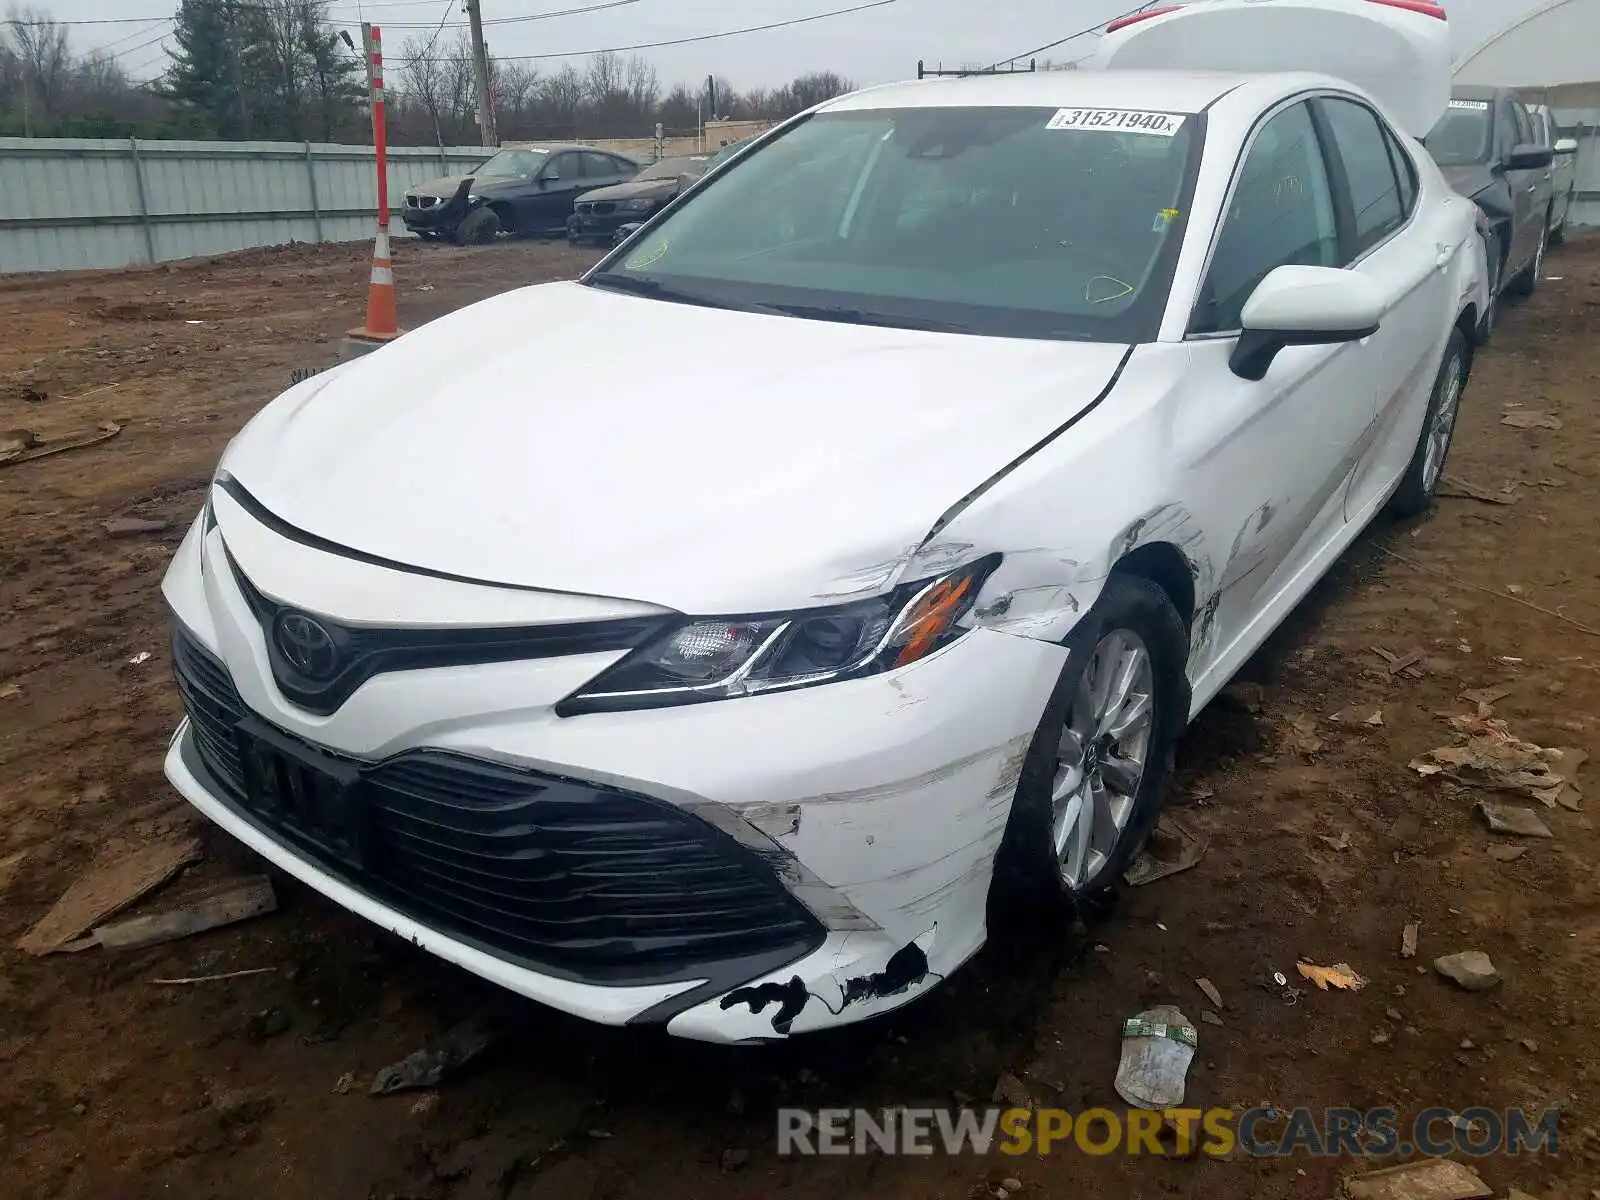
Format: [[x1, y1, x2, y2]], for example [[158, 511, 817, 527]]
[[776, 1106, 1560, 1158]]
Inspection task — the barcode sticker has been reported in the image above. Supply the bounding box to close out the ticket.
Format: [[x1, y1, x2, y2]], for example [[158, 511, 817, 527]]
[[1448, 99, 1490, 111], [1046, 108, 1187, 136]]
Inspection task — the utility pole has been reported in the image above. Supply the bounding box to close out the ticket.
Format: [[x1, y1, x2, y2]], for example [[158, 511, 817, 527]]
[[464, 0, 498, 147]]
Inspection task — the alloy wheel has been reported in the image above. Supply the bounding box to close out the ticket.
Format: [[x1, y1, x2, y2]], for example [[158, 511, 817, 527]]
[[1050, 629, 1154, 892]]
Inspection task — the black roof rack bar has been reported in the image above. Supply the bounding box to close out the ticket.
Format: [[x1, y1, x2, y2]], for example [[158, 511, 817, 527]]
[[916, 59, 1037, 79]]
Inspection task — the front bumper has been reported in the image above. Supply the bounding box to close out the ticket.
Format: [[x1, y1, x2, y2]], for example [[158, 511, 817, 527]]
[[572, 204, 653, 239], [400, 204, 458, 234], [160, 505, 1064, 1041]]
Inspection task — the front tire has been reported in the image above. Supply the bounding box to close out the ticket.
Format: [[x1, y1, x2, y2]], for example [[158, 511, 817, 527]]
[[454, 206, 501, 246], [1386, 328, 1468, 520], [989, 575, 1189, 926]]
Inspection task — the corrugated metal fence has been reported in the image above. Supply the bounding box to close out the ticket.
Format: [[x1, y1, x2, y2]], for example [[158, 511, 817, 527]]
[[5, 123, 1596, 276], [0, 138, 496, 275]]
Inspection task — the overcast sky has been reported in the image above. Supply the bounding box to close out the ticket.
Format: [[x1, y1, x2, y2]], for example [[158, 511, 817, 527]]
[[39, 0, 1545, 88]]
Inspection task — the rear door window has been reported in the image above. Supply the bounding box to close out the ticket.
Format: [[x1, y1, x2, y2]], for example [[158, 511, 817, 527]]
[[1384, 126, 1417, 215], [1318, 97, 1406, 258]]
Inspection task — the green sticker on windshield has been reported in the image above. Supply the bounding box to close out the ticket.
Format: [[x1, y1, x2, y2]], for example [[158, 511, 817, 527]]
[[624, 240, 669, 270]]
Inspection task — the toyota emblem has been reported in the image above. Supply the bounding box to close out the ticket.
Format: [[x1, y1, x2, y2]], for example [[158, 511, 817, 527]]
[[274, 612, 339, 680]]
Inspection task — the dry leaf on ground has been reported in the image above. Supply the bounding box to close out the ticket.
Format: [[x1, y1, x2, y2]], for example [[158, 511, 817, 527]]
[[1296, 961, 1367, 991]]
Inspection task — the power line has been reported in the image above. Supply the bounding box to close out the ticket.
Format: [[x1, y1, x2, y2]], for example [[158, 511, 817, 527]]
[[384, 0, 644, 29], [415, 0, 456, 59], [82, 17, 172, 57], [107, 27, 176, 63], [988, 1, 1159, 70], [407, 0, 899, 63]]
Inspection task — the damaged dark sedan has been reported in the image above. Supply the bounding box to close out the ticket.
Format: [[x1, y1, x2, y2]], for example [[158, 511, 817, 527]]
[[567, 155, 713, 246], [401, 145, 641, 245], [1423, 85, 1555, 340]]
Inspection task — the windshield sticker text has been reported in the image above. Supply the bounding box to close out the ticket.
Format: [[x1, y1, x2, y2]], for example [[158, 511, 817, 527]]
[[624, 240, 669, 270], [1448, 100, 1490, 111], [1046, 108, 1186, 137]]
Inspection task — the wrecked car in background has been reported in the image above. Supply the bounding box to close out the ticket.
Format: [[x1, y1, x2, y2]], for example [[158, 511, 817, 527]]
[[1423, 86, 1554, 338], [162, 0, 1486, 1043], [567, 154, 714, 246], [401, 144, 640, 244]]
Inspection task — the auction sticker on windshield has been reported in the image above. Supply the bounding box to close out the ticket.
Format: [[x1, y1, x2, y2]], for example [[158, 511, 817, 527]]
[[1046, 108, 1187, 136], [1448, 99, 1490, 111]]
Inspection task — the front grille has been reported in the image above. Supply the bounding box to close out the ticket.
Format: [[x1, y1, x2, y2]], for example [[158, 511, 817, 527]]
[[172, 627, 247, 799], [405, 194, 440, 210], [210, 481, 668, 717], [169, 625, 824, 986]]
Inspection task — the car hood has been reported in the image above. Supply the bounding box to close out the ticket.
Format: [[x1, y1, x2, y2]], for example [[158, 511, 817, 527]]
[[1439, 164, 1493, 200], [579, 178, 682, 204], [407, 174, 474, 199], [219, 283, 1129, 614]]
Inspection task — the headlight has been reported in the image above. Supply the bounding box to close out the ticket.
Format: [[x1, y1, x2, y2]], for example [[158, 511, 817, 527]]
[[557, 556, 999, 714], [619, 197, 657, 213]]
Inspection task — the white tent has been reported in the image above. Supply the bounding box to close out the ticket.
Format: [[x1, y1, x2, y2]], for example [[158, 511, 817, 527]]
[[1453, 0, 1600, 105]]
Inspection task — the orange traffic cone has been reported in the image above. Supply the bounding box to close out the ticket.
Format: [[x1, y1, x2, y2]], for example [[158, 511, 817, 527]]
[[344, 227, 403, 355]]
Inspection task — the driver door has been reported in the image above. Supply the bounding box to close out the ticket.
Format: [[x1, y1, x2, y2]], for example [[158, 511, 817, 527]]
[[1175, 99, 1376, 672], [528, 152, 582, 232]]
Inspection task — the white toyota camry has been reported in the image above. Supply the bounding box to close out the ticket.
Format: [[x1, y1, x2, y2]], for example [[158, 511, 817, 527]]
[[163, 0, 1487, 1042]]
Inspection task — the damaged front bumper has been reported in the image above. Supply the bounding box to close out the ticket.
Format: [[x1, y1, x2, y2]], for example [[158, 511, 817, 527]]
[[161, 514, 1064, 1042]]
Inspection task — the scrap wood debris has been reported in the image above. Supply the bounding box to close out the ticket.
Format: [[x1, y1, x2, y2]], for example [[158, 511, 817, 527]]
[[1344, 1157, 1491, 1200], [1124, 815, 1207, 887], [1501, 410, 1563, 431], [1437, 476, 1518, 505], [1372, 646, 1427, 679], [0, 421, 123, 468], [94, 876, 277, 952], [17, 835, 201, 955]]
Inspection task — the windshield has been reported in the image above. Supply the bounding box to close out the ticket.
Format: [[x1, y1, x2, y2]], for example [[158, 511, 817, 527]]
[[585, 106, 1201, 342], [638, 157, 710, 182], [1425, 101, 1491, 166], [474, 148, 549, 177]]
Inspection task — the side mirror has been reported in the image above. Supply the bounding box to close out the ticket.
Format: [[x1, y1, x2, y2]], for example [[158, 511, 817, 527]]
[[1554, 137, 1579, 155], [1229, 265, 1382, 382], [540, 173, 559, 187], [1506, 142, 1553, 170]]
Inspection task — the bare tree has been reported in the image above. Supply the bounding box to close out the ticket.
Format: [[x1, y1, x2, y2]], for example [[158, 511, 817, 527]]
[[6, 7, 70, 133]]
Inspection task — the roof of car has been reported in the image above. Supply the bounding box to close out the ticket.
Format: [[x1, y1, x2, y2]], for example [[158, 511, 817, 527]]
[[500, 142, 628, 155], [820, 70, 1259, 116], [1449, 84, 1510, 103]]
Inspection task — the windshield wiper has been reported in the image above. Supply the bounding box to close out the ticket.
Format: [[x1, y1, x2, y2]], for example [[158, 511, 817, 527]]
[[585, 273, 740, 310], [755, 302, 976, 334]]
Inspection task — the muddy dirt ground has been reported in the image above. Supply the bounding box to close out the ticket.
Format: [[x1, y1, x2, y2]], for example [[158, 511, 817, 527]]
[[2, 235, 1599, 1199]]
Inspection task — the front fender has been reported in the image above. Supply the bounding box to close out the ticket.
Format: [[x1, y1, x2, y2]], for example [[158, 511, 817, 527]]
[[910, 345, 1214, 650]]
